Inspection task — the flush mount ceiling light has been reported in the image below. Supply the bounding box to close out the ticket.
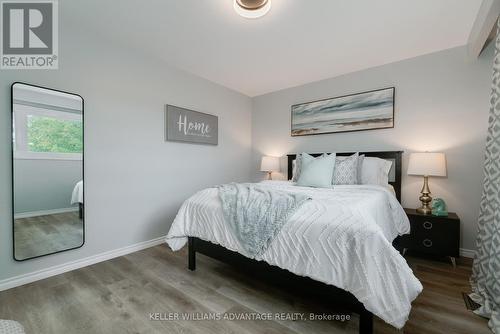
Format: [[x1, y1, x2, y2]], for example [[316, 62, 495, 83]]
[[234, 0, 271, 19]]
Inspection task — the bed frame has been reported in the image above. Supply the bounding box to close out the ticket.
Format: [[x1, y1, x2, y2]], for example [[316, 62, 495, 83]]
[[188, 151, 403, 334], [79, 203, 84, 220]]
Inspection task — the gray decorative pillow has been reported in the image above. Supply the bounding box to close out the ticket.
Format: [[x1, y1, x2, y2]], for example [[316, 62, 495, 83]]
[[333, 153, 359, 185]]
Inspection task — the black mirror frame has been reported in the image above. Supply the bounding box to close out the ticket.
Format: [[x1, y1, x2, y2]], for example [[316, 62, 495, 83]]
[[11, 82, 85, 261]]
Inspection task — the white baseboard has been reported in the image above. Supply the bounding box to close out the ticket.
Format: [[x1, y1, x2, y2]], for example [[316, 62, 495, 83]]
[[460, 248, 476, 258], [0, 235, 166, 292], [14, 207, 79, 219]]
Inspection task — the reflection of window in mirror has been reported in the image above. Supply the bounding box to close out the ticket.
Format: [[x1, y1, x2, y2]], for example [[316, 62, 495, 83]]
[[12, 83, 84, 261], [13, 90, 83, 161]]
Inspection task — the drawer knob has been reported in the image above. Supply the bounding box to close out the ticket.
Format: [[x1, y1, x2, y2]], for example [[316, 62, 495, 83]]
[[423, 239, 433, 247], [423, 221, 433, 230]]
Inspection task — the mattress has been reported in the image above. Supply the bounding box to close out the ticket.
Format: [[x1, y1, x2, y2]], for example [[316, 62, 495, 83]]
[[166, 180, 422, 328]]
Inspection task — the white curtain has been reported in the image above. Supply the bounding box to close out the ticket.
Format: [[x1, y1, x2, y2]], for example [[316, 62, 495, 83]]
[[470, 17, 500, 334]]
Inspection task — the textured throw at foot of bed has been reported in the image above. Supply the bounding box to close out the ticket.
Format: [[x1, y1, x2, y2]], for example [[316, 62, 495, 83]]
[[217, 183, 311, 257]]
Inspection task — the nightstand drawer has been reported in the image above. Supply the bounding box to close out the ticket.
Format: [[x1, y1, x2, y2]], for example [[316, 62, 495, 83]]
[[411, 216, 455, 238], [399, 209, 460, 258], [408, 235, 456, 255]]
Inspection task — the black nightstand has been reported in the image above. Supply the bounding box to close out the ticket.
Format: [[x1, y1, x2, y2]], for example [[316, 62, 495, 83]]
[[397, 208, 460, 267]]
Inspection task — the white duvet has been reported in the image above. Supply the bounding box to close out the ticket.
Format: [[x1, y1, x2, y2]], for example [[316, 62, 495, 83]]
[[71, 180, 83, 204], [166, 181, 422, 328]]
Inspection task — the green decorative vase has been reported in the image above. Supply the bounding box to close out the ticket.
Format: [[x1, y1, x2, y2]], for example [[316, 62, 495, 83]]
[[431, 198, 448, 216]]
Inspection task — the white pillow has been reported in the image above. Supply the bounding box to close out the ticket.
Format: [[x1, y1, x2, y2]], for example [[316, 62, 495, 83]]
[[357, 155, 365, 184], [360, 157, 392, 186]]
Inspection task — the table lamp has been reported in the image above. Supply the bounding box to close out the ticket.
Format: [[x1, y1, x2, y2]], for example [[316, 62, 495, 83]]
[[260, 156, 280, 180], [407, 152, 447, 215]]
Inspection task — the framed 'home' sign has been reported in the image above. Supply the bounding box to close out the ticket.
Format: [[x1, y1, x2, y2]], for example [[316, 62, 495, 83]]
[[165, 105, 218, 145]]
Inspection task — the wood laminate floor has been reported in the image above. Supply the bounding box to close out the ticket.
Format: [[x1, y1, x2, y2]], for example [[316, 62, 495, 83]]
[[0, 245, 490, 334], [14, 211, 83, 260]]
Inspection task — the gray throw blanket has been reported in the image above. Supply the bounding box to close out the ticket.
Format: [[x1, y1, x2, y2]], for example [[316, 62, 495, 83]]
[[217, 183, 310, 257]]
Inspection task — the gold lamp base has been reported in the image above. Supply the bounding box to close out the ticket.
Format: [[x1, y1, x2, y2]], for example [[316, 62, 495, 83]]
[[416, 206, 432, 215], [416, 175, 432, 215]]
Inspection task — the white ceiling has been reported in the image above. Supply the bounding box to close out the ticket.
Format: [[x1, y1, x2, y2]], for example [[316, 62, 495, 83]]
[[63, 0, 483, 97]]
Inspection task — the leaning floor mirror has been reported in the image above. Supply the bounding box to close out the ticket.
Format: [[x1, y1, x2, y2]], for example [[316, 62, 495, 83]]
[[12, 83, 84, 261]]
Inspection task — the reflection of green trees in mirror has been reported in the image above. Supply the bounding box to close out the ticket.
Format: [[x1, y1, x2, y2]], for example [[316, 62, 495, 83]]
[[27, 116, 83, 153]]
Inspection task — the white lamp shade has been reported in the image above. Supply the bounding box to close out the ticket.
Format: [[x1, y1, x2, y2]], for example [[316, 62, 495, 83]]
[[407, 152, 447, 177], [260, 156, 280, 172]]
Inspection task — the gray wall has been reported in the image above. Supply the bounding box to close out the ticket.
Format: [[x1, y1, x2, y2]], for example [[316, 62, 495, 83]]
[[251, 44, 495, 252], [0, 10, 492, 284], [0, 24, 252, 280], [14, 159, 82, 214]]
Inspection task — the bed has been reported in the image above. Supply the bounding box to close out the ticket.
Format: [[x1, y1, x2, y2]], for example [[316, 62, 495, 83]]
[[166, 151, 422, 333], [71, 180, 84, 219]]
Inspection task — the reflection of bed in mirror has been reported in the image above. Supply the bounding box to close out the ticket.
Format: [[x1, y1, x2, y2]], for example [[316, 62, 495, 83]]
[[71, 180, 84, 219], [12, 83, 84, 261]]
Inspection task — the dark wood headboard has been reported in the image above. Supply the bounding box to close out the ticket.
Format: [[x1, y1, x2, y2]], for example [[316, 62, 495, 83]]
[[287, 151, 403, 202]]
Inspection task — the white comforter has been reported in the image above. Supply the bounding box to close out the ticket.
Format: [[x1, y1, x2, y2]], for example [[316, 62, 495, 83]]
[[166, 181, 422, 328]]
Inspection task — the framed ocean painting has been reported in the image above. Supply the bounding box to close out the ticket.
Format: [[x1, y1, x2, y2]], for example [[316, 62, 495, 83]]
[[291, 87, 395, 136]]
